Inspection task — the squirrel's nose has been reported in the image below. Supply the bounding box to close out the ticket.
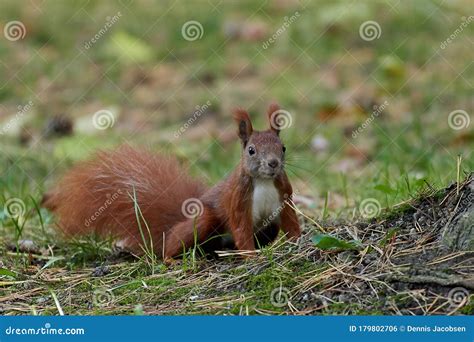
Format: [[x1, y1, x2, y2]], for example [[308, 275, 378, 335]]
[[268, 159, 279, 169]]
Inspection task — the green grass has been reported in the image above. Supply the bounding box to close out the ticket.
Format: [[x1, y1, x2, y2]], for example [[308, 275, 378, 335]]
[[0, 0, 472, 315]]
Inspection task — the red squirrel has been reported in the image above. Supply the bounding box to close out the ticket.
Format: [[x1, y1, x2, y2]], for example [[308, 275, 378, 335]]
[[42, 103, 301, 258]]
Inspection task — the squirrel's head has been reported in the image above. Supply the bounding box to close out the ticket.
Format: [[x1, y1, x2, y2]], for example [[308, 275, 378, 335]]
[[233, 103, 287, 179]]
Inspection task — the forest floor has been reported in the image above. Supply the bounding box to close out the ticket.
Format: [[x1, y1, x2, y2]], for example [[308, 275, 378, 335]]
[[1, 174, 472, 315]]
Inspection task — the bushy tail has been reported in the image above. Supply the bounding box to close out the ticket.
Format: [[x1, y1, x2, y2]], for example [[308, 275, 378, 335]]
[[43, 145, 206, 254]]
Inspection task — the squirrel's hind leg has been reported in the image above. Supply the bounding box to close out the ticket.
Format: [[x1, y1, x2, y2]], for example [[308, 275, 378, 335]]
[[163, 209, 221, 259]]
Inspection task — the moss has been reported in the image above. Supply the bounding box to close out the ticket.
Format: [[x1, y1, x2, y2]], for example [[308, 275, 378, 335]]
[[459, 296, 474, 315]]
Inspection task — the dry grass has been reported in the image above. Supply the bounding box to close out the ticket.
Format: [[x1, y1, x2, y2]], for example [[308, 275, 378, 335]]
[[1, 175, 472, 316]]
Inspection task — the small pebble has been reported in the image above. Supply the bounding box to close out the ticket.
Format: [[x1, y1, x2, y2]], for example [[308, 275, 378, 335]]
[[92, 265, 110, 277]]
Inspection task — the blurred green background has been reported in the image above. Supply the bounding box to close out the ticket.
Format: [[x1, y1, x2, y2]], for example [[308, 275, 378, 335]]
[[1, 0, 472, 223]]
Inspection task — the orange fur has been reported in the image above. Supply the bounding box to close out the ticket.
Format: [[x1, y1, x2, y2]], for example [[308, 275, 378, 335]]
[[43, 145, 206, 255], [44, 104, 301, 259]]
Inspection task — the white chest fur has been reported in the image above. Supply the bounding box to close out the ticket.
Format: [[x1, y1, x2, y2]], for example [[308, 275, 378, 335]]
[[252, 179, 282, 229]]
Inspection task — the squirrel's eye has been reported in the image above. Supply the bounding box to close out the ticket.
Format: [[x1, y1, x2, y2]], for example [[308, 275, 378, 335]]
[[248, 146, 256, 155], [282, 145, 286, 153]]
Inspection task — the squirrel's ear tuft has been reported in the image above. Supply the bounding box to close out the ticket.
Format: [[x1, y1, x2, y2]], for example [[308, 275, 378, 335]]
[[233, 108, 253, 145], [267, 102, 281, 135]]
